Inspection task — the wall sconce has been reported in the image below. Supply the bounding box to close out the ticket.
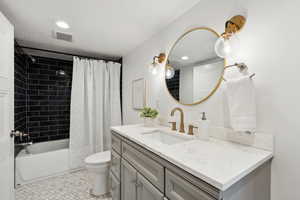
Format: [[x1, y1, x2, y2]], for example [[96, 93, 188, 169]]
[[165, 60, 175, 79], [148, 53, 166, 75], [215, 15, 246, 58]]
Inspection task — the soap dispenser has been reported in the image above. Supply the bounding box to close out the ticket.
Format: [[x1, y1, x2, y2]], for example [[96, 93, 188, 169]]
[[196, 112, 210, 140]]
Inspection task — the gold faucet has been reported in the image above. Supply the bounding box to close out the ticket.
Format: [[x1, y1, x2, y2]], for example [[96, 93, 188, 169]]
[[170, 107, 185, 133]]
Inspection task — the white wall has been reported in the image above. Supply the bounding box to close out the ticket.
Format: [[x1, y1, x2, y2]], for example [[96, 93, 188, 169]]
[[122, 0, 300, 199], [193, 61, 223, 102], [179, 66, 193, 103]]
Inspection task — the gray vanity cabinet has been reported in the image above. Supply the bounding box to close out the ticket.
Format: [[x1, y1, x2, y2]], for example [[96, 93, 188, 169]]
[[137, 173, 164, 200], [111, 150, 121, 179], [121, 159, 137, 200], [110, 172, 121, 200], [111, 130, 271, 200], [112, 133, 122, 154]]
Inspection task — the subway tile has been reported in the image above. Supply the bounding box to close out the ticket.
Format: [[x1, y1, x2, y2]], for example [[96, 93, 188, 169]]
[[15, 52, 73, 144], [27, 67, 40, 74], [27, 111, 40, 116], [28, 74, 49, 80], [29, 116, 49, 122], [40, 120, 58, 126], [27, 79, 39, 85], [37, 57, 58, 65], [27, 101, 40, 106]]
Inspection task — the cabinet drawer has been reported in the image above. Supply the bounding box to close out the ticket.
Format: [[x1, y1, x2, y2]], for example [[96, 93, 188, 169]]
[[122, 142, 164, 192], [111, 150, 121, 180], [166, 169, 216, 200], [112, 132, 121, 154], [110, 172, 120, 200]]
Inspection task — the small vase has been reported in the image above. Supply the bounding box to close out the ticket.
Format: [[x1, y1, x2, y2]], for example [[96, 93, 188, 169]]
[[144, 117, 154, 127]]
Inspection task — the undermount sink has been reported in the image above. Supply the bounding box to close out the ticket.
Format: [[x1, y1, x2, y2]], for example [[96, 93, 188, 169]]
[[141, 130, 191, 145]]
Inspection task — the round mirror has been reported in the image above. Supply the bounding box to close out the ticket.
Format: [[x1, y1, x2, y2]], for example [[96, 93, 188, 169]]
[[165, 27, 225, 105]]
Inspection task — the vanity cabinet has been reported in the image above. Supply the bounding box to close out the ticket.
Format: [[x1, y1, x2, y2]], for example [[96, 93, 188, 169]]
[[111, 131, 219, 200], [110, 133, 122, 200], [110, 172, 121, 200], [111, 150, 121, 179], [121, 159, 137, 200], [112, 133, 122, 154], [111, 130, 271, 200]]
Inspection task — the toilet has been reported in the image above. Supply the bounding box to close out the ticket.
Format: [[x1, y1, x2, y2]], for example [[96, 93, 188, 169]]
[[84, 151, 111, 196]]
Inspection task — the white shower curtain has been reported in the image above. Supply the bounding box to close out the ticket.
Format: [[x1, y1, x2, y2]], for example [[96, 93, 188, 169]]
[[69, 57, 121, 169]]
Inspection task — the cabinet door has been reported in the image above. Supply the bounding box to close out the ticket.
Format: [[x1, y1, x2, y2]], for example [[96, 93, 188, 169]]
[[110, 172, 121, 200], [166, 170, 215, 200], [121, 159, 137, 200], [137, 173, 164, 200]]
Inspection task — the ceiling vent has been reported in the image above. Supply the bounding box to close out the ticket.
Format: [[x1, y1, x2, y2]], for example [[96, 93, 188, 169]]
[[54, 31, 73, 42]]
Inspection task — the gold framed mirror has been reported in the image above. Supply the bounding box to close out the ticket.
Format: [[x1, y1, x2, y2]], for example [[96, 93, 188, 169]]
[[165, 27, 225, 106]]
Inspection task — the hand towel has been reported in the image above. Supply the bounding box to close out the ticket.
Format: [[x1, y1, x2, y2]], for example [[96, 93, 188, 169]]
[[225, 76, 256, 133]]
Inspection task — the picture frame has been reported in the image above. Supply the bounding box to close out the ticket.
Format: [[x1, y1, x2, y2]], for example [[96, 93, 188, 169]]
[[132, 78, 146, 110]]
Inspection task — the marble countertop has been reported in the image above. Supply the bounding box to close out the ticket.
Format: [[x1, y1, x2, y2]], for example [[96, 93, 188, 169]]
[[111, 124, 273, 191]]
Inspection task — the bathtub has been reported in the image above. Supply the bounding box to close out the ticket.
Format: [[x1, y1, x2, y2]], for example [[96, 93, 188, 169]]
[[16, 139, 70, 185]]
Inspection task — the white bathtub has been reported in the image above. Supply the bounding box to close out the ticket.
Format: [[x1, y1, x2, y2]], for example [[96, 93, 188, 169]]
[[16, 139, 70, 185]]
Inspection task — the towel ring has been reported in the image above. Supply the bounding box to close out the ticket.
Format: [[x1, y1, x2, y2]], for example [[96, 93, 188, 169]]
[[222, 63, 255, 81]]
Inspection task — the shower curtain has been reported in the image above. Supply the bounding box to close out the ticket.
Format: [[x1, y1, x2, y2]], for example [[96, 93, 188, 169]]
[[69, 57, 121, 169]]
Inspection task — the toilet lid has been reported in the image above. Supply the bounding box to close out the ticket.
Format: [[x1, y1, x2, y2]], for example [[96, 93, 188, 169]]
[[85, 151, 111, 165]]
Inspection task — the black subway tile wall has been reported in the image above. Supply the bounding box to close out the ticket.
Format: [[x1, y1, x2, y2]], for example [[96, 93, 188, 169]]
[[26, 56, 73, 143], [14, 44, 28, 136], [14, 47, 122, 143], [166, 70, 180, 101]]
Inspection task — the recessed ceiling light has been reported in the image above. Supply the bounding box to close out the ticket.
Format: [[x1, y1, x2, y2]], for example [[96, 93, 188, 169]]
[[181, 56, 189, 60], [56, 20, 70, 29]]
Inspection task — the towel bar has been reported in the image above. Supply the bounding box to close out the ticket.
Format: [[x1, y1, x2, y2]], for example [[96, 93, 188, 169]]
[[223, 63, 255, 81]]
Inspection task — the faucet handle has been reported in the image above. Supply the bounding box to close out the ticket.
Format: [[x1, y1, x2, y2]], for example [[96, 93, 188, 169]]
[[188, 125, 198, 135], [168, 122, 177, 131]]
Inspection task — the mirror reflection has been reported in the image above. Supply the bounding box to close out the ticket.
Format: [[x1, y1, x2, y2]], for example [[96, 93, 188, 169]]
[[165, 28, 224, 105]]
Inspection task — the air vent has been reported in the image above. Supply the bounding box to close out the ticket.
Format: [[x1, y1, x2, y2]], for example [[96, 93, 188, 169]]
[[54, 31, 73, 42]]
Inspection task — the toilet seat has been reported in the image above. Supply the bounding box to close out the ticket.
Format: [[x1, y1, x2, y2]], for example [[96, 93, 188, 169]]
[[85, 151, 111, 165]]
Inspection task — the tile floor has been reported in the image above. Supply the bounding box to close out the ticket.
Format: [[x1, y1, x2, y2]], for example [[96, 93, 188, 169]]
[[16, 170, 111, 200]]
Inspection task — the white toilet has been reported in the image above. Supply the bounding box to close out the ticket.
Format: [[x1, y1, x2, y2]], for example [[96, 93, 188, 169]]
[[84, 151, 111, 196]]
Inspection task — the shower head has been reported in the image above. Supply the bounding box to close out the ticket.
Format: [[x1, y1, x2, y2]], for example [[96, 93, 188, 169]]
[[31, 57, 36, 63]]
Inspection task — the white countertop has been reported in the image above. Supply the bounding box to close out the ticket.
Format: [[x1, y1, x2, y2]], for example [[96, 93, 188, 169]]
[[111, 124, 273, 191]]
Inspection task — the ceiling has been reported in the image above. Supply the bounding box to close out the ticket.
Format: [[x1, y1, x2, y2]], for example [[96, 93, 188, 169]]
[[0, 0, 201, 59]]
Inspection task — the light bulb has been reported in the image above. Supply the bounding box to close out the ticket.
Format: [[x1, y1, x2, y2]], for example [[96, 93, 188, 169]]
[[165, 66, 175, 79], [215, 33, 240, 58], [148, 62, 159, 75], [152, 67, 158, 75]]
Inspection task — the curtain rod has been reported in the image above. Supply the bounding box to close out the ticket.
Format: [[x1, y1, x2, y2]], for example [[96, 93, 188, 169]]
[[19, 46, 122, 63]]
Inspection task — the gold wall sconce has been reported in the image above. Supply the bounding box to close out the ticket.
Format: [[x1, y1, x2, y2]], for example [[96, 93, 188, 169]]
[[215, 15, 246, 58], [148, 53, 166, 75]]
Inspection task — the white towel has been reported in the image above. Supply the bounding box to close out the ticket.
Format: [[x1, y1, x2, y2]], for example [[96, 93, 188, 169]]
[[225, 76, 256, 133]]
